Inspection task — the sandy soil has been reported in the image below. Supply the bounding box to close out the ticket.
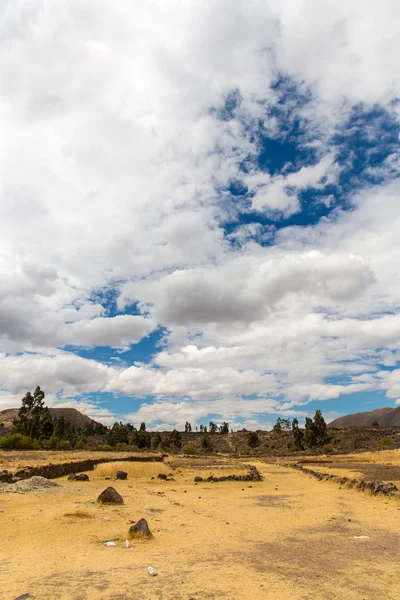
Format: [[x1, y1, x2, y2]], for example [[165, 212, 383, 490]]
[[1, 459, 400, 600]]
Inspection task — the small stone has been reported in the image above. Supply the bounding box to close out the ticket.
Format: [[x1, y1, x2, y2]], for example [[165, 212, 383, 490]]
[[129, 518, 152, 539], [68, 473, 77, 481], [194, 476, 203, 483], [97, 487, 124, 504], [75, 473, 89, 481], [116, 471, 128, 480], [158, 474, 167, 480]]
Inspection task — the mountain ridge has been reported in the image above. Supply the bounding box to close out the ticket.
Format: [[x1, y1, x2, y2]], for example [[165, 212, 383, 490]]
[[0, 407, 100, 436], [330, 406, 400, 428]]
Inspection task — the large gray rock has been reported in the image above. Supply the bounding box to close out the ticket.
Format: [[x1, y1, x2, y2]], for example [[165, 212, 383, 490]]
[[97, 486, 124, 504]]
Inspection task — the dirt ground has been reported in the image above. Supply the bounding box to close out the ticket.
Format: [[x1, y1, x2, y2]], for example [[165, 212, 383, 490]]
[[1, 456, 400, 600]]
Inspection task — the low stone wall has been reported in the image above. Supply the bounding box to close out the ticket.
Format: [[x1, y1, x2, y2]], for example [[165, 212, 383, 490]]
[[287, 462, 399, 498], [194, 464, 262, 483], [8, 455, 164, 481]]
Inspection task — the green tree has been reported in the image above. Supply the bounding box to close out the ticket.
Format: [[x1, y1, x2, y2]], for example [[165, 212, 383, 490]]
[[54, 416, 66, 440], [291, 418, 304, 450], [305, 410, 328, 447], [151, 432, 162, 449], [247, 431, 260, 448], [219, 422, 229, 434], [209, 421, 218, 434], [201, 434, 211, 450], [184, 422, 192, 432], [273, 417, 291, 433], [139, 422, 146, 432], [13, 386, 53, 439], [171, 429, 182, 448]]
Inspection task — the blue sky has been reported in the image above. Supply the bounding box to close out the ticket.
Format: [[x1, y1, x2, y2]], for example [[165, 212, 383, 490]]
[[1, 1, 400, 429]]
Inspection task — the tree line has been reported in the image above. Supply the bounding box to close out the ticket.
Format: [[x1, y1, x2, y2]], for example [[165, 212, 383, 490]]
[[0, 386, 330, 452]]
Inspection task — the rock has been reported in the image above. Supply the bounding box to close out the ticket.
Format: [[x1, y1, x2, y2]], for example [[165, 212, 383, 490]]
[[75, 473, 89, 481], [97, 487, 124, 504], [148, 566, 157, 576], [67, 474, 77, 481], [116, 471, 128, 480], [104, 541, 117, 546], [14, 594, 34, 600], [194, 476, 203, 482], [158, 473, 167, 480], [129, 518, 152, 538]]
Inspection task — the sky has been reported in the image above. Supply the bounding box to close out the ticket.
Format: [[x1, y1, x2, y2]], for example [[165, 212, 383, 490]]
[[1, 0, 400, 429]]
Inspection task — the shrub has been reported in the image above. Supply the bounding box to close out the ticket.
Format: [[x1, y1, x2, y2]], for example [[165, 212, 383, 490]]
[[59, 440, 71, 450], [182, 444, 195, 455], [74, 439, 86, 450], [32, 439, 41, 450], [93, 444, 115, 452], [381, 437, 393, 448], [247, 431, 260, 448], [0, 433, 35, 450], [322, 444, 334, 453], [289, 444, 298, 453], [201, 434, 211, 450], [116, 442, 128, 452]]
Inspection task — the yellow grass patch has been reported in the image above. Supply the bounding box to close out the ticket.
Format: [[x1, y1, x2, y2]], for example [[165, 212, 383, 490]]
[[93, 461, 172, 479]]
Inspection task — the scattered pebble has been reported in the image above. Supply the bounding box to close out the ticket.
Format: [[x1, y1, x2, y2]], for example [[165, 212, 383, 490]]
[[354, 536, 369, 540], [124, 540, 130, 548], [104, 541, 117, 546], [148, 566, 158, 576]]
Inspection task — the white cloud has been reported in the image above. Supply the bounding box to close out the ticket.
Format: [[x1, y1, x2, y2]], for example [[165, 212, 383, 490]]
[[1, 1, 400, 426]]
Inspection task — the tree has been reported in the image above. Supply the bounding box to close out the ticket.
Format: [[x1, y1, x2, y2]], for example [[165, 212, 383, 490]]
[[209, 421, 218, 434], [219, 422, 229, 434], [201, 434, 211, 450], [107, 422, 129, 447], [305, 410, 328, 447], [54, 416, 66, 440], [273, 417, 291, 433], [247, 431, 260, 448], [152, 432, 162, 449], [139, 422, 147, 432], [13, 386, 53, 440], [184, 422, 192, 433], [292, 418, 304, 450], [171, 429, 182, 448]]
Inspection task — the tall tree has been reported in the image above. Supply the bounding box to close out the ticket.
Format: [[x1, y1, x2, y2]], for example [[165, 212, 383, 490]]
[[13, 386, 53, 439]]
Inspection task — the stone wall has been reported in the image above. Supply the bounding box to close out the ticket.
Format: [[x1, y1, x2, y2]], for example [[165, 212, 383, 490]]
[[11, 455, 164, 481], [287, 462, 399, 498]]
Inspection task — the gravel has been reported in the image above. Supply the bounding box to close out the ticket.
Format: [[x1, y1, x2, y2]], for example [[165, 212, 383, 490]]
[[0, 476, 60, 493]]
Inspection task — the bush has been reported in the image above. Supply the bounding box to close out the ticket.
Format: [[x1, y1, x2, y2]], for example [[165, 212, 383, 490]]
[[289, 444, 298, 453], [322, 444, 334, 453], [381, 437, 393, 448], [74, 439, 86, 450], [201, 434, 211, 450], [116, 442, 128, 452], [93, 444, 115, 452], [182, 444, 195, 455], [247, 431, 260, 448], [59, 440, 71, 450], [0, 433, 35, 450]]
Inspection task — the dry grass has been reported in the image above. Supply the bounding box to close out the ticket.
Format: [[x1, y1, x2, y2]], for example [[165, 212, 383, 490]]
[[93, 461, 172, 479], [63, 509, 94, 519], [296, 448, 400, 466]]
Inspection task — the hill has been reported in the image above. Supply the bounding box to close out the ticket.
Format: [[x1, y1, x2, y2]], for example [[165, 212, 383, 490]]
[[329, 406, 400, 428], [0, 407, 100, 437]]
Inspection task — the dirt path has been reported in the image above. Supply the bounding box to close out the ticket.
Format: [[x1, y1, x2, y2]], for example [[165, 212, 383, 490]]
[[1, 461, 399, 600]]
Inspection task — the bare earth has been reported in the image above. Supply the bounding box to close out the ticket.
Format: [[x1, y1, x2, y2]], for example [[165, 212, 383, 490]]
[[1, 458, 400, 600]]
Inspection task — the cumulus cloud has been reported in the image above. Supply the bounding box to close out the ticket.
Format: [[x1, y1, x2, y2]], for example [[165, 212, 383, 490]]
[[1, 1, 400, 426]]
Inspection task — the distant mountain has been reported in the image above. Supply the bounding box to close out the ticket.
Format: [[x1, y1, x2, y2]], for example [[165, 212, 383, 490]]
[[0, 407, 101, 436], [330, 406, 400, 428]]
